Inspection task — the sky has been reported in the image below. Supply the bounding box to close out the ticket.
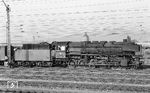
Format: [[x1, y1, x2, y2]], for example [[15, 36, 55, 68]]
[[0, 0, 150, 43]]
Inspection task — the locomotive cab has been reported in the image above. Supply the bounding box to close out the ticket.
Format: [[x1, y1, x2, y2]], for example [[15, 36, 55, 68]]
[[51, 41, 69, 66], [55, 46, 66, 59]]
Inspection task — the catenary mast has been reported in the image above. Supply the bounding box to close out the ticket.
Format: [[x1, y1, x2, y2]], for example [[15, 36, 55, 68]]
[[2, 0, 11, 67]]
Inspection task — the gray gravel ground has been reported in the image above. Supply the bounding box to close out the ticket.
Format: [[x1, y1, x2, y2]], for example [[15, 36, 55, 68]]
[[0, 66, 150, 93]]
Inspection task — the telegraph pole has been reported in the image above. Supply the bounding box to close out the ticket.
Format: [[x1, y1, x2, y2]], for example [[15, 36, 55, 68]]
[[2, 0, 11, 67]]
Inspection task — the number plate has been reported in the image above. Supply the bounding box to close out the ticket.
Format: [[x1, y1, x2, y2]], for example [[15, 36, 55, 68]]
[[7, 80, 18, 88]]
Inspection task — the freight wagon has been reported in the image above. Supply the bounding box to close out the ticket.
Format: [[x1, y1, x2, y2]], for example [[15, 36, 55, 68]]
[[0, 45, 14, 66], [142, 48, 150, 67], [0, 46, 6, 65]]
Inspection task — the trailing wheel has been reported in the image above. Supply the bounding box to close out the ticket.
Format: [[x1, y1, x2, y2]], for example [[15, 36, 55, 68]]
[[78, 59, 86, 66], [47, 62, 53, 67], [88, 59, 95, 68], [68, 59, 76, 68]]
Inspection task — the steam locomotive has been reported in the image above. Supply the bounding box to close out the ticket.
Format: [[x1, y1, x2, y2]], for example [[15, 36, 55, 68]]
[[0, 37, 144, 68]]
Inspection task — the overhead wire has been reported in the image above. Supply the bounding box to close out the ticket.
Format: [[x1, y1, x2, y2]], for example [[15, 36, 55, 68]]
[[0, 0, 149, 43]]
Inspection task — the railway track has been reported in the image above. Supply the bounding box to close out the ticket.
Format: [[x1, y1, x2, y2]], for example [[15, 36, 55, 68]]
[[0, 78, 150, 92], [0, 74, 150, 86], [1, 70, 150, 80], [1, 67, 150, 76], [1, 86, 146, 93], [0, 67, 150, 92], [2, 69, 150, 78], [1, 72, 150, 83], [0, 73, 150, 92], [21, 68, 150, 75]]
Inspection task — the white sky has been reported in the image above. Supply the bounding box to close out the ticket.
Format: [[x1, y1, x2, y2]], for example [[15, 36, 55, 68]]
[[0, 0, 150, 43]]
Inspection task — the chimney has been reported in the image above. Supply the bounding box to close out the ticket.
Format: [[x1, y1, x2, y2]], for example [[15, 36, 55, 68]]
[[83, 32, 89, 41]]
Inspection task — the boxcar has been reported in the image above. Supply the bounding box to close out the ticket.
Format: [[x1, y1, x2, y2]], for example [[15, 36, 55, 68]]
[[0, 46, 6, 65]]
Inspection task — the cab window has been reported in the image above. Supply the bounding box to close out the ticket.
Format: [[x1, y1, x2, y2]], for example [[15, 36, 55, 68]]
[[57, 46, 66, 51]]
